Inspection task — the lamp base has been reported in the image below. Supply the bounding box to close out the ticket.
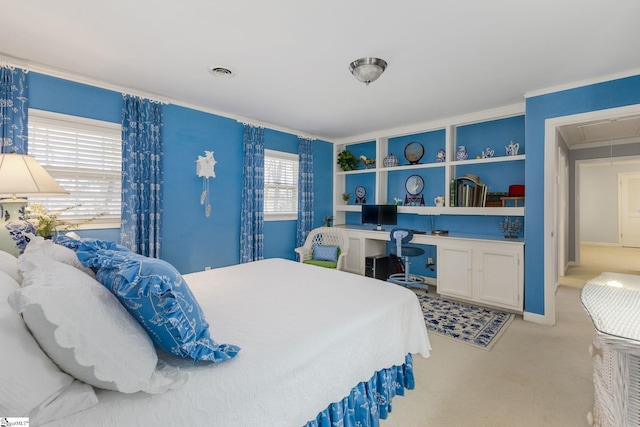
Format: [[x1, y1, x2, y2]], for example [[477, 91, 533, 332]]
[[0, 199, 35, 256]]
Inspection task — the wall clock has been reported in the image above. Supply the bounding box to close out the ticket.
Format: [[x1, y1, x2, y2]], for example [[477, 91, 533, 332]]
[[355, 185, 366, 204], [404, 175, 425, 206]]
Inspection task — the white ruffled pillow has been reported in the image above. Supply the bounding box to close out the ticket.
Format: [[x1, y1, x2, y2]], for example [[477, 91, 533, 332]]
[[22, 236, 95, 277], [0, 249, 21, 283], [0, 269, 98, 422], [10, 256, 188, 393]]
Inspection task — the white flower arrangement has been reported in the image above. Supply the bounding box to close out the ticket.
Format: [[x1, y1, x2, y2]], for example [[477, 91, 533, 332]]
[[24, 203, 106, 238]]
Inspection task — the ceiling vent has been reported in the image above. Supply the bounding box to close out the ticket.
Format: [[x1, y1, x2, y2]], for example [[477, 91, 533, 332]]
[[208, 66, 235, 78]]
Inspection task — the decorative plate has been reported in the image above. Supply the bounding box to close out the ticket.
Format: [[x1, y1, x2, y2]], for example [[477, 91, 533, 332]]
[[404, 142, 424, 164], [405, 175, 424, 195], [355, 185, 366, 198]]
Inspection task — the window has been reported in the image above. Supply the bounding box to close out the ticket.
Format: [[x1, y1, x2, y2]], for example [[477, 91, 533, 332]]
[[27, 109, 122, 228], [264, 149, 298, 220]]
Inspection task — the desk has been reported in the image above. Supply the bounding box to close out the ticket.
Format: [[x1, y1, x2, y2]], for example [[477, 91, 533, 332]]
[[338, 225, 524, 312], [581, 273, 640, 426]]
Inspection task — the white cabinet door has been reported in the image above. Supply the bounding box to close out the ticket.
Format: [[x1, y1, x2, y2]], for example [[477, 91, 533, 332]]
[[343, 236, 363, 274], [476, 248, 523, 311], [437, 245, 473, 299]]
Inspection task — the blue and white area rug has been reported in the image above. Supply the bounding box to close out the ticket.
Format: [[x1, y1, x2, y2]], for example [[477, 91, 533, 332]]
[[413, 292, 514, 350]]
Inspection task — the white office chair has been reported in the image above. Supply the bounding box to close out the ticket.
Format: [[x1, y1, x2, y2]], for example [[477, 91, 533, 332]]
[[387, 228, 429, 290]]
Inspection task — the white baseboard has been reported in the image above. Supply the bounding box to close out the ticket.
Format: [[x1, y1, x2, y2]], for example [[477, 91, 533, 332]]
[[580, 241, 620, 247], [523, 311, 555, 325], [421, 276, 437, 286]]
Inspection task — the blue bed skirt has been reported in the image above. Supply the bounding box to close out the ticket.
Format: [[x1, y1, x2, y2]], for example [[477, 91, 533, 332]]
[[304, 354, 414, 427]]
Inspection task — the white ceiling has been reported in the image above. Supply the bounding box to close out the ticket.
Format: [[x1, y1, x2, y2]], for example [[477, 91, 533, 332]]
[[1, 0, 640, 141]]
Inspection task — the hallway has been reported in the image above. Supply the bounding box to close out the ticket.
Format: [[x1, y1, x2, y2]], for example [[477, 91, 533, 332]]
[[559, 243, 640, 288]]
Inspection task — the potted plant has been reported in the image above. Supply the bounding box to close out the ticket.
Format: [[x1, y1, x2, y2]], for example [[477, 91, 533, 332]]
[[323, 215, 334, 227], [342, 192, 351, 204], [337, 149, 359, 171]]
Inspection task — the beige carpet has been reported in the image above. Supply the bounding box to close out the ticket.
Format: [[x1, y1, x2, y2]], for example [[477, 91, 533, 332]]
[[560, 243, 640, 288], [381, 285, 594, 427], [378, 243, 639, 426]]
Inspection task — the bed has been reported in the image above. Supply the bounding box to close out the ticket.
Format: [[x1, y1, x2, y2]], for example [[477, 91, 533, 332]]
[[0, 239, 431, 427]]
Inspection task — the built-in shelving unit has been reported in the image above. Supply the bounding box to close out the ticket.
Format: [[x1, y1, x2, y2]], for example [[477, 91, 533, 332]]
[[333, 104, 526, 226]]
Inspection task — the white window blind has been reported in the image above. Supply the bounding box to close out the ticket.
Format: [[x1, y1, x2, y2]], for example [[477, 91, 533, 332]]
[[264, 149, 298, 219], [27, 109, 122, 226]]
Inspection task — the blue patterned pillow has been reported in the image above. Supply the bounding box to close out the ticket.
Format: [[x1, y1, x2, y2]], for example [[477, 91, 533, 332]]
[[313, 244, 339, 262], [76, 247, 240, 363], [55, 235, 131, 253]]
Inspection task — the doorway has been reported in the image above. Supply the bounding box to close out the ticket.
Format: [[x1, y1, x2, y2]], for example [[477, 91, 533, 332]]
[[544, 104, 640, 325], [620, 171, 640, 247]]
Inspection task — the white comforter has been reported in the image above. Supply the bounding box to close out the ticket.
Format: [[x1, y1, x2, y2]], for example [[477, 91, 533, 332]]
[[44, 258, 431, 427]]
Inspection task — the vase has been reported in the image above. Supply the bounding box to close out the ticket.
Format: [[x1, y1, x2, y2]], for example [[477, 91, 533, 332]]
[[383, 153, 399, 167], [0, 200, 36, 256], [456, 146, 468, 161]]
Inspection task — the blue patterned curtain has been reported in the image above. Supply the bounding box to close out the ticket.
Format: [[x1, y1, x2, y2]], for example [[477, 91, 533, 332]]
[[240, 124, 264, 263], [296, 137, 314, 248], [0, 64, 28, 154], [120, 95, 163, 258]]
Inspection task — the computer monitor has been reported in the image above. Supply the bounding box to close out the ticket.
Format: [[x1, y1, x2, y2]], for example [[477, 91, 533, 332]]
[[361, 204, 398, 231]]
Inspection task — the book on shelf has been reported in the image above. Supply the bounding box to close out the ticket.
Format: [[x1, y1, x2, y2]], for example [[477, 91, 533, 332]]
[[451, 175, 487, 207]]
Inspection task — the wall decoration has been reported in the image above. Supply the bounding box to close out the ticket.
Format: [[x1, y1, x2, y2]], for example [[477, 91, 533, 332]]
[[196, 151, 217, 217], [355, 185, 366, 204]]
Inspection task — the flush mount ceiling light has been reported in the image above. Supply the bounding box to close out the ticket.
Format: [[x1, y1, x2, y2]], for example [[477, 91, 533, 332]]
[[349, 57, 387, 85], [208, 66, 235, 78]]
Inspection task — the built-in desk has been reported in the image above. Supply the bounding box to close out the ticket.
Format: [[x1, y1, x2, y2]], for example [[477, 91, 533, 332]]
[[337, 225, 524, 312]]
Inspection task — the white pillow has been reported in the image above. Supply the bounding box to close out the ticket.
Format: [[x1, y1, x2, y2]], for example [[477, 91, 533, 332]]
[[0, 249, 21, 283], [0, 270, 98, 421], [9, 257, 188, 393], [22, 236, 95, 277]]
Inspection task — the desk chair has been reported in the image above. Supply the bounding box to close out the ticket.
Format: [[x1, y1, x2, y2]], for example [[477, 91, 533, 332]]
[[388, 228, 428, 290]]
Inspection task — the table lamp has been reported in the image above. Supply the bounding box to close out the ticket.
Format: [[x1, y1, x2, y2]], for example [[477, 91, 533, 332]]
[[0, 153, 69, 256]]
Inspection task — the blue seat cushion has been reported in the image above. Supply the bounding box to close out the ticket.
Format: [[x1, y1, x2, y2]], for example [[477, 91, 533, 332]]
[[390, 246, 425, 257]]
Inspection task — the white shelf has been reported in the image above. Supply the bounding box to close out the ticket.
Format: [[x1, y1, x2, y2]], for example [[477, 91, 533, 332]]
[[379, 162, 446, 172], [336, 168, 377, 176], [335, 205, 361, 212], [335, 204, 524, 216], [453, 154, 525, 165]]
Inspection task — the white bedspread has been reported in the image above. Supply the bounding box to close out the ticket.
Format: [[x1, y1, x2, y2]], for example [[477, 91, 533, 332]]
[[43, 258, 430, 427]]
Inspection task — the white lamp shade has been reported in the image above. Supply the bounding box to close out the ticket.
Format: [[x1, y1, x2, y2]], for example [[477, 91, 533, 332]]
[[0, 153, 69, 198]]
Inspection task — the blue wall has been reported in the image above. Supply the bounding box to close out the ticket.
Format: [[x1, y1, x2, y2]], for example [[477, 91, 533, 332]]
[[27, 72, 334, 274], [29, 70, 640, 312], [525, 74, 640, 315]]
